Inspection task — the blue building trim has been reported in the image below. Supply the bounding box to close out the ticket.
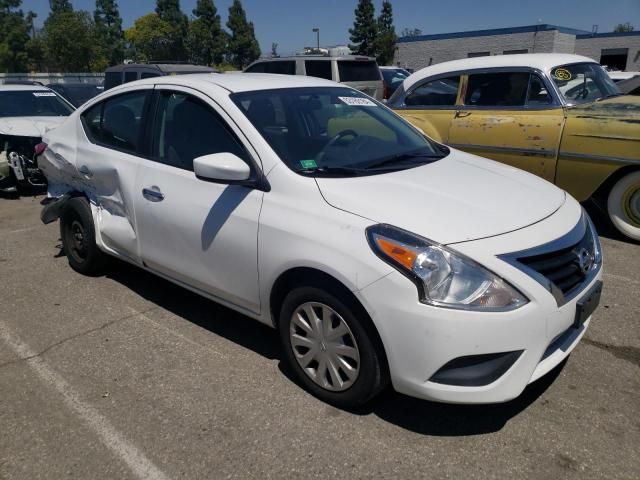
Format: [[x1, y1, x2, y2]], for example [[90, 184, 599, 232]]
[[576, 31, 640, 39], [398, 24, 591, 43]]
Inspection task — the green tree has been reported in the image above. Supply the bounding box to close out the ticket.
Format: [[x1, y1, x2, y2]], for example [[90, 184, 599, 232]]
[[226, 0, 260, 69], [187, 0, 227, 65], [613, 22, 634, 33], [125, 13, 175, 63], [155, 0, 188, 60], [375, 0, 396, 65], [0, 0, 31, 72], [49, 0, 72, 15], [349, 0, 377, 57], [94, 0, 124, 66], [44, 10, 106, 71]]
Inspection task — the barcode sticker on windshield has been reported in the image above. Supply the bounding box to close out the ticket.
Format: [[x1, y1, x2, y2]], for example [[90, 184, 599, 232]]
[[33, 92, 57, 97], [338, 96, 376, 107]]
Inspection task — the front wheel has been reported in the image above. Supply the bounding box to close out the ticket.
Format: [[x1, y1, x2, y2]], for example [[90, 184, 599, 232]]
[[60, 196, 108, 275], [278, 286, 387, 408], [607, 171, 640, 242]]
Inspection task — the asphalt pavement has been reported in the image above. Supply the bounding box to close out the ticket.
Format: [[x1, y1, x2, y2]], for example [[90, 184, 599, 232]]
[[0, 195, 638, 480]]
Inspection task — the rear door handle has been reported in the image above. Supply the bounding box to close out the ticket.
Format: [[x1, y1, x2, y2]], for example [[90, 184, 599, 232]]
[[78, 165, 93, 178], [455, 111, 472, 118], [142, 186, 165, 202]]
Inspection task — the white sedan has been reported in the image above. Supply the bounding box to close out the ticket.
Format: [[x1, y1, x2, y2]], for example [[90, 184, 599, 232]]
[[39, 73, 602, 407]]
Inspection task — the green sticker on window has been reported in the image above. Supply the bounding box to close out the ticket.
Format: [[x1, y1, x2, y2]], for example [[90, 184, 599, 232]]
[[300, 159, 317, 169]]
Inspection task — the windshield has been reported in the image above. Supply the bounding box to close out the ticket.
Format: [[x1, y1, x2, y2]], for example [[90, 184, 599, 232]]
[[0, 90, 74, 117], [231, 87, 445, 176], [551, 63, 620, 104]]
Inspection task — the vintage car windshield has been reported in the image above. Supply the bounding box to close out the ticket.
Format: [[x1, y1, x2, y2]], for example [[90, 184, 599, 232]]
[[551, 63, 621, 105], [0, 90, 74, 117], [231, 87, 445, 176]]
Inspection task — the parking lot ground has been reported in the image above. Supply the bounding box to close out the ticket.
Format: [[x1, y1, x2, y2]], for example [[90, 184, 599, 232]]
[[0, 195, 639, 480]]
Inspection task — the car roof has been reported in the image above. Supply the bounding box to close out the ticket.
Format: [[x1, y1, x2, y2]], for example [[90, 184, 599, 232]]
[[251, 55, 376, 61], [0, 84, 52, 92], [126, 72, 342, 93], [105, 63, 217, 73], [403, 53, 597, 91]]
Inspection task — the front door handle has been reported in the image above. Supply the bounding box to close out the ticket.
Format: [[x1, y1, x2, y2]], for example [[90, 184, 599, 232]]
[[78, 165, 93, 178], [455, 110, 472, 118], [142, 186, 165, 202]]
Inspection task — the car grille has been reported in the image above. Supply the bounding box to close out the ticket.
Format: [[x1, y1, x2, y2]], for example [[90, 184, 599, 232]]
[[501, 212, 602, 305], [518, 243, 589, 296]]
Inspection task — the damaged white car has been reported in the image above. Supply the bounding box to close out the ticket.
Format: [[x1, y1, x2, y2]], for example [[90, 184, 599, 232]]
[[0, 84, 74, 193], [39, 74, 602, 408]]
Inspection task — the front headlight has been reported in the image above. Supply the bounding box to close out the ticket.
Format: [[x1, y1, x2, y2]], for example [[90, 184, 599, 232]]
[[366, 224, 528, 311]]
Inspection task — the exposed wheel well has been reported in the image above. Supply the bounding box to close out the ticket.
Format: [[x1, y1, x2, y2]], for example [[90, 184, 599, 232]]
[[269, 267, 390, 377]]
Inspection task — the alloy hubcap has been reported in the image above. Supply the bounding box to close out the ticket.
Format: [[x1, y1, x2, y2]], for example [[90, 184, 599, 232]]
[[289, 302, 360, 392]]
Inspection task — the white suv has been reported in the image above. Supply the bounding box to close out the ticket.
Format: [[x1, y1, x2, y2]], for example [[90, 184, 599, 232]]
[[244, 55, 384, 100], [39, 73, 602, 408]]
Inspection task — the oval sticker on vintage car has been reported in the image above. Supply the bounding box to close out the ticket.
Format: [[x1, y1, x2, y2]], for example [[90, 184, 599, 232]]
[[552, 68, 572, 81]]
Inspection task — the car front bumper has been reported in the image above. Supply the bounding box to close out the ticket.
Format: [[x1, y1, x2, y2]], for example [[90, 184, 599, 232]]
[[356, 202, 602, 404]]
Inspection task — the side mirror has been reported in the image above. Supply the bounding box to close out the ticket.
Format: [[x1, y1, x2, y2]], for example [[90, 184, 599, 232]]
[[193, 152, 251, 183]]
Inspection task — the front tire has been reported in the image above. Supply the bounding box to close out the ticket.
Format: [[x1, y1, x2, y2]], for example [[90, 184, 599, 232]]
[[278, 286, 387, 408], [60, 196, 108, 275], [607, 171, 640, 242]]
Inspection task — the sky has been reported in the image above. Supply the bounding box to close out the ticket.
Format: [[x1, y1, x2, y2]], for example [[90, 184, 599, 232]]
[[20, 0, 640, 56]]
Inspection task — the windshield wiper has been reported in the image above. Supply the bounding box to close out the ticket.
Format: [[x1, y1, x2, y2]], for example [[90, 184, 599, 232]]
[[299, 165, 368, 176], [364, 151, 445, 170]]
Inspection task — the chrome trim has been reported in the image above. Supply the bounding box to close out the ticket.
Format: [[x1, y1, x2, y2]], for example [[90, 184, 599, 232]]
[[558, 151, 640, 165], [498, 211, 602, 307], [450, 143, 557, 158]]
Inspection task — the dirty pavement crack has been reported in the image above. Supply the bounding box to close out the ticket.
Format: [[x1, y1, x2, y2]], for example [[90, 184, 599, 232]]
[[0, 306, 159, 371], [582, 337, 640, 368]]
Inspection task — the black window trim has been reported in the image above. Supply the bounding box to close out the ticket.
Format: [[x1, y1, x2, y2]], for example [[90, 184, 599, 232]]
[[79, 88, 154, 157]]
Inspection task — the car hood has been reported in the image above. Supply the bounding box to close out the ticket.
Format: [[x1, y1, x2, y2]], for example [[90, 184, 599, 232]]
[[0, 116, 67, 138], [567, 94, 640, 121], [315, 150, 566, 244]]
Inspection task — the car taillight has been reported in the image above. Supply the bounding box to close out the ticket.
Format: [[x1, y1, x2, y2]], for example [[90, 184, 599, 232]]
[[34, 142, 47, 156], [383, 83, 392, 100]]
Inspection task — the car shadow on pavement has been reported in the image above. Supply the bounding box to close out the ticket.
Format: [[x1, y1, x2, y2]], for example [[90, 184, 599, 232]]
[[105, 260, 281, 361], [102, 257, 565, 437]]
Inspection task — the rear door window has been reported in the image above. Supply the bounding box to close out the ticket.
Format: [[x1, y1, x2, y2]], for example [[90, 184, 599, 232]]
[[124, 71, 138, 83], [104, 71, 121, 90], [245, 62, 267, 73], [80, 90, 149, 153], [337, 61, 380, 82], [305, 61, 332, 80], [405, 76, 460, 106], [465, 72, 530, 107]]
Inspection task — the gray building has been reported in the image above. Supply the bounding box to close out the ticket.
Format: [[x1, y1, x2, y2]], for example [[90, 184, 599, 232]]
[[395, 24, 640, 72]]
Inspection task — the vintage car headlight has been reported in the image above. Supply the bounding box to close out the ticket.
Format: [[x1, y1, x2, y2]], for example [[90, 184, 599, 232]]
[[367, 224, 528, 311]]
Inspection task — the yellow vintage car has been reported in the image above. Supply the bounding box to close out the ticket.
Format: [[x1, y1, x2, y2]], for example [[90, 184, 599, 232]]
[[389, 54, 640, 241]]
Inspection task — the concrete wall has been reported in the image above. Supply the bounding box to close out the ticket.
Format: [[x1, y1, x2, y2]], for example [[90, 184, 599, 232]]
[[396, 30, 559, 70], [0, 73, 104, 85], [575, 36, 640, 71]]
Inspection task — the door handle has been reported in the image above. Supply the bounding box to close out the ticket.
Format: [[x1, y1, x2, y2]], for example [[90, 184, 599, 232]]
[[142, 187, 165, 202], [455, 111, 472, 118], [78, 165, 93, 178]]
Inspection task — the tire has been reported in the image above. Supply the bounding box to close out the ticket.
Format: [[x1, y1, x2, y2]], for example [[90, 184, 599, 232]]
[[278, 285, 387, 408], [59, 196, 108, 275], [607, 171, 640, 242]]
